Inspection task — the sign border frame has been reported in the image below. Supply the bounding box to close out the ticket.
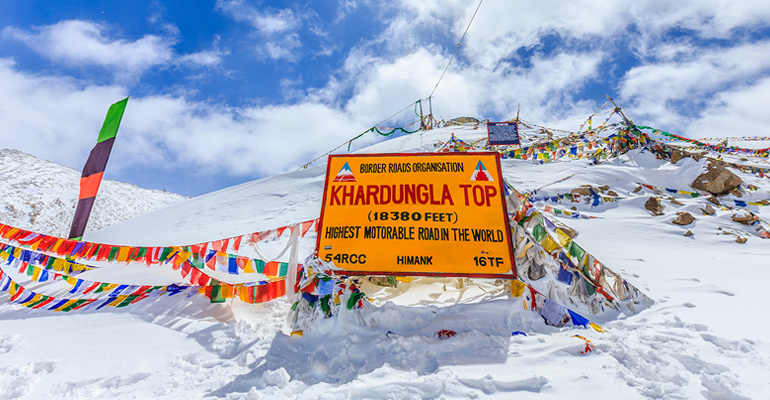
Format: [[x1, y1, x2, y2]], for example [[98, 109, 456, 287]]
[[315, 152, 516, 279]]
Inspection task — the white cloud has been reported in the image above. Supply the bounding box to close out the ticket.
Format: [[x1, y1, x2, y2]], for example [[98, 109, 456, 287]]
[[620, 41, 770, 129], [0, 58, 373, 178], [2, 20, 225, 80], [684, 76, 770, 138], [216, 0, 305, 61]]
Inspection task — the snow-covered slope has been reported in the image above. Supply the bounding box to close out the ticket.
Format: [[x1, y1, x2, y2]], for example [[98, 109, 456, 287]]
[[1, 126, 770, 399], [0, 148, 187, 237]]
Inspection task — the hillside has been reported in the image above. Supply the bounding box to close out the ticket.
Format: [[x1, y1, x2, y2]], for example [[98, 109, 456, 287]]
[[0, 148, 187, 237]]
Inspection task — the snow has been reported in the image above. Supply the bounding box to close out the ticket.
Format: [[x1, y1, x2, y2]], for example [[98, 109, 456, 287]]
[[0, 148, 187, 238], [1, 124, 770, 399]]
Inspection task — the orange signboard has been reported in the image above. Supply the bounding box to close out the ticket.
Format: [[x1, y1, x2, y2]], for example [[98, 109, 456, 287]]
[[316, 153, 515, 278]]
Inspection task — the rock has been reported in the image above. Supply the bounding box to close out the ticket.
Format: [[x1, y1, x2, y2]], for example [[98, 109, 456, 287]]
[[691, 161, 743, 196], [645, 197, 664, 215], [701, 204, 715, 215], [730, 188, 742, 197], [670, 198, 684, 206], [684, 230, 693, 237], [692, 154, 704, 161], [607, 190, 619, 197], [633, 186, 643, 193], [571, 186, 595, 196], [598, 185, 610, 191], [671, 150, 689, 164], [736, 237, 747, 244], [731, 213, 755, 225], [528, 263, 546, 280], [672, 212, 695, 225], [707, 195, 721, 206], [570, 206, 577, 211]]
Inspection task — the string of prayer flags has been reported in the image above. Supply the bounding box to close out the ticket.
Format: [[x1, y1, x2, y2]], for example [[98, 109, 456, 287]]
[[0, 219, 319, 276], [639, 126, 770, 157]]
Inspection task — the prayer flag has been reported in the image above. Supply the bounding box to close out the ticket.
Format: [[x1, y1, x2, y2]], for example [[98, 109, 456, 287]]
[[69, 97, 128, 240]]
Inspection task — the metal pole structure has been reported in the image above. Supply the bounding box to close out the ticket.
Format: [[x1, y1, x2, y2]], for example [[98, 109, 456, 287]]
[[605, 95, 634, 126], [428, 96, 433, 129], [419, 100, 426, 130]]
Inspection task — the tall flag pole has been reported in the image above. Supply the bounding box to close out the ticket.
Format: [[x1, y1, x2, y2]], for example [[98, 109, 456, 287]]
[[68, 97, 129, 240]]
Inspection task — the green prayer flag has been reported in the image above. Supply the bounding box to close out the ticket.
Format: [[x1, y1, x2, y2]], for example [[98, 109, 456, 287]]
[[97, 97, 128, 143], [584, 280, 596, 296], [108, 246, 119, 261], [532, 224, 546, 242], [62, 299, 87, 312], [347, 292, 366, 310], [117, 295, 137, 308], [569, 242, 585, 260], [320, 295, 331, 315], [255, 259, 265, 274], [209, 286, 226, 303]]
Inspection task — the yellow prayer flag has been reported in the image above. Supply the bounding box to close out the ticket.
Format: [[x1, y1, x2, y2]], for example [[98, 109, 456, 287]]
[[102, 283, 119, 293], [510, 280, 527, 297], [395, 276, 412, 283], [117, 247, 130, 262], [555, 228, 572, 247], [590, 322, 605, 333], [541, 235, 560, 253], [54, 299, 78, 311], [6, 228, 19, 239], [517, 241, 534, 259], [173, 251, 190, 268], [32, 266, 42, 281], [21, 294, 42, 306], [243, 260, 256, 273], [220, 284, 234, 299], [108, 295, 127, 307], [52, 258, 65, 272]]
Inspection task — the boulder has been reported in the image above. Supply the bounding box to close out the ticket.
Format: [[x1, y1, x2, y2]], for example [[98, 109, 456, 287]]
[[736, 237, 747, 244], [701, 204, 715, 216], [645, 197, 664, 215], [691, 161, 743, 196], [684, 230, 693, 237], [671, 150, 688, 164], [672, 212, 695, 225]]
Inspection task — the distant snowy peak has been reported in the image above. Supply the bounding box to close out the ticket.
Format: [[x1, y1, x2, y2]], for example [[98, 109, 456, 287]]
[[0, 148, 187, 237]]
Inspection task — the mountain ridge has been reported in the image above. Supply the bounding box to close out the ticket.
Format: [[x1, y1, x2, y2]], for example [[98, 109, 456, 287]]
[[0, 148, 187, 237]]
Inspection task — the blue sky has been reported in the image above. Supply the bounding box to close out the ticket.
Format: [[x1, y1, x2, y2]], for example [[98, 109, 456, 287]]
[[1, 1, 770, 196]]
